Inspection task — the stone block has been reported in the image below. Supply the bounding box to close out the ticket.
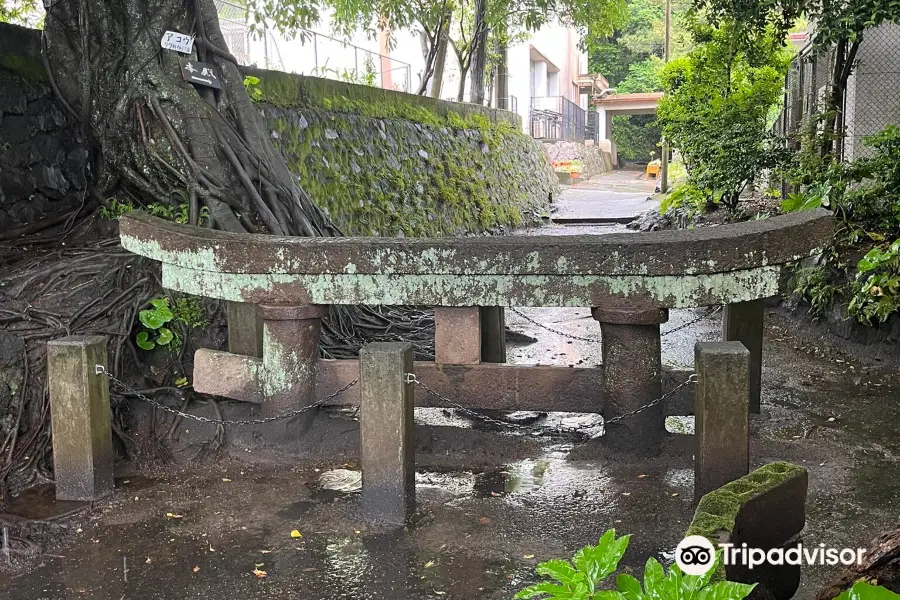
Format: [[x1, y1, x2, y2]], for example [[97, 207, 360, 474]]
[[723, 300, 764, 413], [434, 307, 481, 365], [226, 301, 263, 358], [359, 342, 415, 526], [47, 336, 115, 502], [694, 341, 750, 501], [479, 306, 506, 363], [686, 462, 808, 600]]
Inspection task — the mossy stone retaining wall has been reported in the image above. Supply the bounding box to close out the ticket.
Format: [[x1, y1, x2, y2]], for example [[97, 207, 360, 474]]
[[246, 68, 558, 237], [0, 23, 88, 226]]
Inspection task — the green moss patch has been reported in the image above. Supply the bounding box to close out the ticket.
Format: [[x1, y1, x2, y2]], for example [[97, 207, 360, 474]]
[[255, 74, 557, 237], [686, 461, 807, 580]]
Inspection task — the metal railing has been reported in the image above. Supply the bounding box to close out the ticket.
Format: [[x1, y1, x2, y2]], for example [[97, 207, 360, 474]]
[[530, 96, 587, 143], [214, 0, 412, 92]]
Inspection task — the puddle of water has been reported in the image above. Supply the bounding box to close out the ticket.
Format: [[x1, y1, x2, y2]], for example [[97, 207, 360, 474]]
[[665, 416, 695, 435], [663, 468, 694, 489], [319, 469, 362, 493], [474, 459, 551, 497], [4, 484, 89, 520]]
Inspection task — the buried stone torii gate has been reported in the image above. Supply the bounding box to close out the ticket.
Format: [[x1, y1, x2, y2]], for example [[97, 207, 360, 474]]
[[116, 209, 831, 446], [47, 210, 832, 515]]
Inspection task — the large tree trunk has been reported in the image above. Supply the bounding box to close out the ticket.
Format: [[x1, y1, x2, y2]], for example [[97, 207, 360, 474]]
[[43, 0, 336, 238], [41, 0, 436, 360], [468, 0, 488, 105], [429, 22, 449, 99]]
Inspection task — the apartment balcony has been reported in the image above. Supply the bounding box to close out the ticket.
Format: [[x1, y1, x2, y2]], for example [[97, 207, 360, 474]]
[[530, 96, 597, 144]]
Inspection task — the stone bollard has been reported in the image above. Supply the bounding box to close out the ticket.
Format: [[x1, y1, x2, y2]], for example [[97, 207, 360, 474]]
[[47, 336, 115, 501], [359, 342, 415, 527], [592, 305, 667, 453], [723, 300, 764, 413], [434, 307, 481, 364], [694, 341, 750, 501], [226, 301, 263, 358], [258, 304, 327, 437]]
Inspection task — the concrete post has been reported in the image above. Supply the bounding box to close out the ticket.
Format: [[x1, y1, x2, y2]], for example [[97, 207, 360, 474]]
[[227, 301, 263, 358], [723, 300, 764, 413], [258, 304, 327, 435], [434, 307, 481, 364], [479, 306, 507, 363], [47, 336, 115, 501], [592, 306, 667, 453], [359, 342, 415, 526], [694, 341, 750, 502]]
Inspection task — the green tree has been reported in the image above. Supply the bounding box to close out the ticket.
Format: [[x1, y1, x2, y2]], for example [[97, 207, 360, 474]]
[[657, 18, 790, 209], [0, 0, 39, 25], [693, 0, 900, 158]]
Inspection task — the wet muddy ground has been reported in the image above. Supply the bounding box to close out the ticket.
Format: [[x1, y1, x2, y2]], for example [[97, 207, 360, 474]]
[[2, 176, 899, 599]]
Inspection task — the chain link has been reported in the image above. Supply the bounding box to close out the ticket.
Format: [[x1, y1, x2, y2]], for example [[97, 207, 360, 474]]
[[509, 306, 720, 342], [408, 373, 698, 434], [509, 308, 602, 342], [96, 365, 357, 426], [603, 374, 698, 424], [660, 306, 722, 338]]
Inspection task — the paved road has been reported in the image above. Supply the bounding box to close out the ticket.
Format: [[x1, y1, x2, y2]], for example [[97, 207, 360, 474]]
[[551, 169, 659, 223]]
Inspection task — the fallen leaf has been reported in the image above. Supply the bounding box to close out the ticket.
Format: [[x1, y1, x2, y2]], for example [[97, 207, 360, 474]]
[[192, 566, 200, 573], [424, 561, 435, 568], [253, 567, 268, 578], [290, 530, 302, 538], [524, 554, 535, 559]]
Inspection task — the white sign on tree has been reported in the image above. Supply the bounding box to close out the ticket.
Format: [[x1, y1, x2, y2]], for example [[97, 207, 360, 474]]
[[161, 31, 195, 54]]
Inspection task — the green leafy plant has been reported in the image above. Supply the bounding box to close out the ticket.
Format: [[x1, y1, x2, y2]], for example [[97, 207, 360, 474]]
[[835, 582, 900, 600], [848, 239, 900, 325], [243, 75, 263, 101], [135, 295, 208, 352], [136, 298, 175, 351], [785, 126, 900, 324], [99, 198, 135, 220], [146, 201, 210, 225], [515, 530, 755, 600], [515, 529, 630, 599], [615, 554, 754, 600], [657, 17, 790, 213]]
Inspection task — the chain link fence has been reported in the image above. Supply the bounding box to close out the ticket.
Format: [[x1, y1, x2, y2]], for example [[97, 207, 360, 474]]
[[212, 0, 412, 92], [778, 23, 900, 161]]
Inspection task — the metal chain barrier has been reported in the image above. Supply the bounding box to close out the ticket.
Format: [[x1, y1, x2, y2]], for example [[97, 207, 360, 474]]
[[95, 365, 358, 426], [406, 373, 698, 434], [603, 374, 698, 424], [509, 306, 721, 343]]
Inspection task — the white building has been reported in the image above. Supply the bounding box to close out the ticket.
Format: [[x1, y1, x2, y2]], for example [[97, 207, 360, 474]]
[[217, 1, 601, 140]]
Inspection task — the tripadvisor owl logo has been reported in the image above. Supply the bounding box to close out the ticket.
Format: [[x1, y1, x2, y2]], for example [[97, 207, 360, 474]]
[[675, 536, 716, 576]]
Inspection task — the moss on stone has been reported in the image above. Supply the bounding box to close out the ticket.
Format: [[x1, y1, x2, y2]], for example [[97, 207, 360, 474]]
[[685, 461, 806, 581], [262, 89, 556, 237], [0, 53, 46, 82]]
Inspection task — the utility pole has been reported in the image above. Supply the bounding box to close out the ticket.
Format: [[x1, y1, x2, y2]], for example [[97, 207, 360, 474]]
[[659, 0, 671, 194]]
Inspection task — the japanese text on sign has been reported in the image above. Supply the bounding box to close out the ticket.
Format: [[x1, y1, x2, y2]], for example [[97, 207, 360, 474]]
[[161, 31, 195, 54]]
